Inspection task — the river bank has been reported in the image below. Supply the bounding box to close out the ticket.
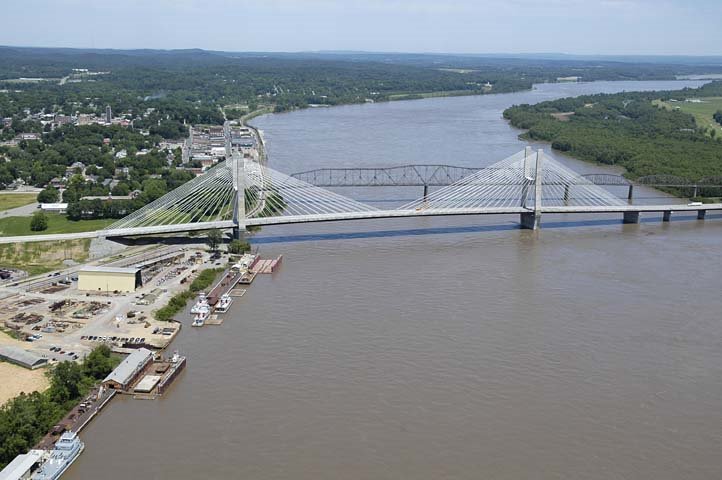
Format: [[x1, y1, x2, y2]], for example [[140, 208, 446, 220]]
[[503, 80, 721, 181]]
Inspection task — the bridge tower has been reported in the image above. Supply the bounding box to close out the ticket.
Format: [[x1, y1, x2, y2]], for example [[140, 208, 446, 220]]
[[520, 148, 543, 230], [232, 152, 246, 240]]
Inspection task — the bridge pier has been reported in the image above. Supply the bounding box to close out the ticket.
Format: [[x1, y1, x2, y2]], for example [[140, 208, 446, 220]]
[[627, 185, 634, 201], [232, 226, 246, 240], [623, 211, 640, 224], [698, 209, 706, 220], [563, 184, 570, 205], [520, 211, 540, 230], [662, 210, 671, 222]]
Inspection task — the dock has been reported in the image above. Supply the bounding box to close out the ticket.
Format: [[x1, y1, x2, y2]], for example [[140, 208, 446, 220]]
[[128, 351, 187, 399], [206, 269, 242, 305], [237, 270, 257, 284], [35, 386, 116, 449], [204, 314, 223, 325]]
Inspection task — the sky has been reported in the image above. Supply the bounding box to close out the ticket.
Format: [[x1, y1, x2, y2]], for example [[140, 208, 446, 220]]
[[1, 0, 721, 55]]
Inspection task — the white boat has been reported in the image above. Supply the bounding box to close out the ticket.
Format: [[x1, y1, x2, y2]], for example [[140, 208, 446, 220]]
[[215, 294, 233, 313], [32, 431, 84, 479], [192, 306, 210, 327], [190, 293, 209, 314]]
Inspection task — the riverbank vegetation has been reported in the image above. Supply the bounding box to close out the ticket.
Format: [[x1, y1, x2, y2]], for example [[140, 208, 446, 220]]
[[503, 81, 722, 181], [0, 345, 119, 469], [154, 267, 223, 322]]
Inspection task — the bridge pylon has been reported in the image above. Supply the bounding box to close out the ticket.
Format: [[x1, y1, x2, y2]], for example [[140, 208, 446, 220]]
[[232, 152, 246, 240], [520, 148, 543, 230]]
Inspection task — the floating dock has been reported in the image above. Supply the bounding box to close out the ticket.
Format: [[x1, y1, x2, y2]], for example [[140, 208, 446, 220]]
[[130, 352, 186, 399], [204, 314, 223, 325]]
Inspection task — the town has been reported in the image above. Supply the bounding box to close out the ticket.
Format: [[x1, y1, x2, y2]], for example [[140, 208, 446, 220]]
[[0, 105, 282, 479]]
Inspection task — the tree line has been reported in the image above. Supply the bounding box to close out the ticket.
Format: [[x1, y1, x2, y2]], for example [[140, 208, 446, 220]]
[[0, 345, 119, 469], [503, 81, 722, 180]]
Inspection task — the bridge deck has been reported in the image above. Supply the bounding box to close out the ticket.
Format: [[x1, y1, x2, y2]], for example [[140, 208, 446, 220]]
[[1, 204, 720, 244]]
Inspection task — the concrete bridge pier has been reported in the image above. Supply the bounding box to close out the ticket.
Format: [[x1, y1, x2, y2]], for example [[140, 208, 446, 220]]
[[520, 212, 540, 230], [662, 210, 671, 222], [697, 209, 706, 220], [623, 211, 640, 224], [232, 226, 246, 240]]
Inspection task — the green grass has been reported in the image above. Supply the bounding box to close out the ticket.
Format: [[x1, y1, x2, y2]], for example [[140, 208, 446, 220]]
[[0, 239, 91, 276], [655, 97, 722, 137], [0, 193, 37, 212], [0, 214, 113, 237]]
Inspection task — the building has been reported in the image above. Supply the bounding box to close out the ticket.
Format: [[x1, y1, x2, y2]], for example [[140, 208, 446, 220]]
[[102, 348, 154, 390], [39, 203, 68, 213], [77, 266, 142, 293], [0, 449, 45, 480], [0, 346, 48, 369]]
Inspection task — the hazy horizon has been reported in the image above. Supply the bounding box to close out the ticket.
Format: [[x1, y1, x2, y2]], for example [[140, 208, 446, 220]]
[[2, 0, 720, 56]]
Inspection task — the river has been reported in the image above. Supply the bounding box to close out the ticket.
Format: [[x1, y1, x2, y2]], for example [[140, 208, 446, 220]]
[[69, 80, 722, 479]]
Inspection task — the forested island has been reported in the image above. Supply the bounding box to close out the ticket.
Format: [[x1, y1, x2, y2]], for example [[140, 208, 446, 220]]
[[504, 81, 722, 181]]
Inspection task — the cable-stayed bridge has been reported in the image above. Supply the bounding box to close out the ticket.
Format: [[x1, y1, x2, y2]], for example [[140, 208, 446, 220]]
[[2, 148, 722, 244]]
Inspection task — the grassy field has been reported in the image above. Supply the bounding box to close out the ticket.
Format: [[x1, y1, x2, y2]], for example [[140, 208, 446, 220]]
[[654, 97, 722, 137], [0, 193, 37, 212], [0, 214, 113, 237], [0, 238, 91, 275]]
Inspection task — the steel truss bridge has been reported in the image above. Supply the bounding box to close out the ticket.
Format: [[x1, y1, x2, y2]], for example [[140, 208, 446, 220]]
[[291, 166, 722, 200], [3, 148, 722, 244]]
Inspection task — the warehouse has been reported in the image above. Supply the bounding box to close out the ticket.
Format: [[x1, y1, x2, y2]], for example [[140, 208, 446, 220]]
[[0, 346, 48, 369], [77, 266, 142, 293], [0, 449, 45, 479], [102, 348, 154, 390]]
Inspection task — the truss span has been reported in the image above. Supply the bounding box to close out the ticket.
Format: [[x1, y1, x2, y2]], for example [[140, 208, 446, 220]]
[[290, 164, 481, 187]]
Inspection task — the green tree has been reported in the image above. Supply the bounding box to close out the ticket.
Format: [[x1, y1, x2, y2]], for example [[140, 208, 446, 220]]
[[29, 211, 48, 231], [83, 344, 114, 379], [227, 239, 250, 254], [141, 178, 167, 202], [47, 361, 85, 404], [37, 186, 59, 203], [66, 202, 82, 221], [206, 228, 223, 252]]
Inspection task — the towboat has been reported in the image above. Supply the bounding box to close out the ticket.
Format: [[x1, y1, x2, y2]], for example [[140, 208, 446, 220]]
[[190, 293, 209, 314], [192, 305, 210, 327], [215, 293, 233, 313]]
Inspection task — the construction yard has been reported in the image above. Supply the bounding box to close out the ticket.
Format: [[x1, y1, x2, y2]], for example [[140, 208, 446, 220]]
[[0, 244, 222, 375]]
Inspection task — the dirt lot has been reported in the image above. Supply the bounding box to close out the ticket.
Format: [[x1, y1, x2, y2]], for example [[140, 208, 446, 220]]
[[0, 362, 50, 405], [0, 331, 50, 405]]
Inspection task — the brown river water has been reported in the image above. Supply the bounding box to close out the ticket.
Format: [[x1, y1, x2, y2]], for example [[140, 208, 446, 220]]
[[68, 80, 722, 479]]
